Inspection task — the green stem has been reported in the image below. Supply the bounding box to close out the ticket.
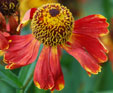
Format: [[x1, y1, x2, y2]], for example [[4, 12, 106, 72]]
[[0, 65, 23, 89], [16, 72, 33, 93], [22, 71, 33, 91], [16, 65, 35, 93]]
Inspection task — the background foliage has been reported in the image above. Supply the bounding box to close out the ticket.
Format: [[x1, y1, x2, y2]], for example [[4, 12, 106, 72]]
[[0, 0, 113, 93]]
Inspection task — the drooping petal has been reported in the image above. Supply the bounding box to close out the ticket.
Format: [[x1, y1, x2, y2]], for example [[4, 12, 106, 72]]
[[63, 43, 101, 75], [34, 46, 64, 91], [50, 47, 64, 91], [4, 34, 40, 69], [71, 33, 108, 63], [73, 14, 109, 37], [17, 8, 37, 32], [0, 32, 8, 50], [34, 46, 54, 90]]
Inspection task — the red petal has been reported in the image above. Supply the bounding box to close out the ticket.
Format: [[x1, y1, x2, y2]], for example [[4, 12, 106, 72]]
[[0, 12, 6, 31], [34, 46, 54, 90], [6, 34, 34, 51], [57, 45, 62, 59], [63, 44, 101, 75], [17, 8, 37, 32], [71, 33, 108, 63], [4, 34, 40, 69], [50, 47, 64, 91], [0, 32, 8, 50], [34, 46, 64, 91], [8, 16, 19, 35], [73, 14, 109, 37]]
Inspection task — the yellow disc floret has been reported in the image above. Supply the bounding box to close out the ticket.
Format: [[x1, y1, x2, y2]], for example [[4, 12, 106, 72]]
[[31, 3, 74, 46]]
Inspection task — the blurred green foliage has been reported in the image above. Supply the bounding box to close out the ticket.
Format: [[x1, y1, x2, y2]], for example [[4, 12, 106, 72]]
[[0, 0, 113, 93]]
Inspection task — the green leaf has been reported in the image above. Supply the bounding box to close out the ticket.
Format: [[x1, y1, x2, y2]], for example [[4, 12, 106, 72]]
[[0, 80, 15, 93], [0, 65, 23, 89], [16, 63, 35, 93], [102, 0, 112, 21], [96, 62, 113, 91], [18, 63, 35, 85]]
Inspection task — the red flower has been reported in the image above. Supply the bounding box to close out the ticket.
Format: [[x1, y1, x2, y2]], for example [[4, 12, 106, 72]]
[[0, 0, 19, 51], [4, 3, 109, 91]]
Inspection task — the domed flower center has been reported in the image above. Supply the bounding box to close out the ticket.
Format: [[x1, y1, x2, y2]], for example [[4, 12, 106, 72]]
[[0, 0, 19, 16], [31, 3, 74, 46]]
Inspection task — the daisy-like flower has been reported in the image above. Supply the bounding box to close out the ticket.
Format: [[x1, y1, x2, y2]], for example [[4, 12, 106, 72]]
[[0, 0, 19, 52], [4, 3, 109, 91]]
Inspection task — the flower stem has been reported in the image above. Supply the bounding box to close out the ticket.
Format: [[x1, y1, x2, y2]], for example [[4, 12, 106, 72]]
[[16, 66, 34, 93], [22, 72, 33, 91], [16, 72, 33, 93]]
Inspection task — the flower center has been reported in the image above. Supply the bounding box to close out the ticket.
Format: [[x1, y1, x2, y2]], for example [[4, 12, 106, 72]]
[[0, 0, 19, 16], [31, 3, 74, 46]]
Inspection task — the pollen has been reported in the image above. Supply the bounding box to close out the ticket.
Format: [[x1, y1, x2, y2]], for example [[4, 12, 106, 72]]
[[31, 3, 74, 46], [0, 0, 19, 16]]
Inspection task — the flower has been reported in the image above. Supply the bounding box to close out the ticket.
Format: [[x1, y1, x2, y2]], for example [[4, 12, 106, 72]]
[[19, 0, 57, 18], [0, 0, 19, 56], [4, 3, 109, 91]]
